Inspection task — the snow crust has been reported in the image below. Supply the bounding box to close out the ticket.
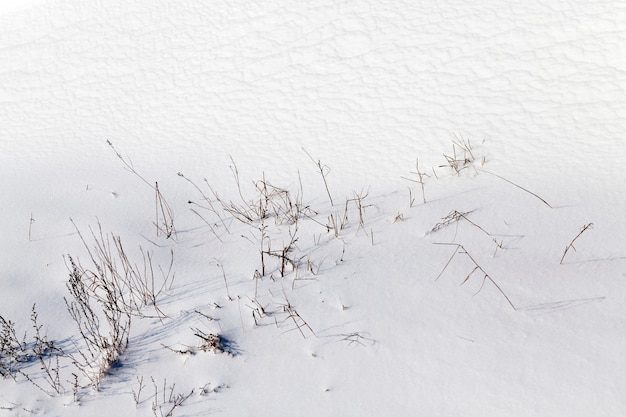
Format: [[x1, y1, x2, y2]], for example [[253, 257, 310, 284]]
[[1, 0, 625, 415]]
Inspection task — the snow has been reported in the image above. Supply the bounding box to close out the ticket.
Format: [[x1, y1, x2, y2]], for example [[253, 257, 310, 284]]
[[1, 0, 625, 416], [0, 1, 45, 15]]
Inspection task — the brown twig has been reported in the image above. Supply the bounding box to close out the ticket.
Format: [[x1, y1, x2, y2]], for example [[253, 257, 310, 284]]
[[302, 148, 334, 206], [479, 169, 552, 208], [560, 223, 593, 264], [434, 243, 516, 310]]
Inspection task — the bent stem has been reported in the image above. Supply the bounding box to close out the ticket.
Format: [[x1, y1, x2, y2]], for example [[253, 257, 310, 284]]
[[434, 242, 516, 310]]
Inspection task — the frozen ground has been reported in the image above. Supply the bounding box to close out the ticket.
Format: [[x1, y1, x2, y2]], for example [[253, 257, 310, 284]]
[[1, 1, 625, 416]]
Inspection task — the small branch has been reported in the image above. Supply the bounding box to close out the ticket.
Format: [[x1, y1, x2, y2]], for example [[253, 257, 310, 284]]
[[302, 148, 334, 206], [217, 262, 232, 301], [434, 242, 516, 310], [107, 140, 154, 190], [108, 140, 176, 239], [401, 158, 428, 204], [28, 213, 35, 241], [132, 376, 145, 407], [427, 210, 479, 235], [560, 223, 593, 264], [479, 169, 552, 208]]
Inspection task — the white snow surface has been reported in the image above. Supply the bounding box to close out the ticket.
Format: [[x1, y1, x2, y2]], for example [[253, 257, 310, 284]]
[[1, 0, 625, 416], [0, 1, 45, 15]]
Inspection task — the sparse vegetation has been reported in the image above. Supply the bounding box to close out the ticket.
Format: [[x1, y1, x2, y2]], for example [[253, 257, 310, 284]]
[[402, 158, 429, 205], [439, 135, 481, 176], [64, 254, 132, 388], [1, 138, 608, 415], [60, 221, 177, 389], [70, 220, 174, 319], [1, 305, 64, 396], [0, 313, 26, 379], [434, 242, 517, 310], [108, 140, 177, 239]]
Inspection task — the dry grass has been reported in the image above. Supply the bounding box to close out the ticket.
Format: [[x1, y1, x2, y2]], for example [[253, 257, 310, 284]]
[[560, 223, 593, 264], [302, 148, 334, 206], [108, 140, 177, 239], [401, 158, 429, 205], [435, 242, 516, 310], [479, 169, 553, 208], [440, 136, 480, 175]]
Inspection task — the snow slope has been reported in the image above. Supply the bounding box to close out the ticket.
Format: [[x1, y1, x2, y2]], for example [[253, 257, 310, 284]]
[[0, 1, 45, 15], [1, 0, 625, 416]]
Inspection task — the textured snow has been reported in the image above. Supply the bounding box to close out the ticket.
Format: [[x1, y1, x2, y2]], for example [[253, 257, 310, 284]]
[[1, 0, 625, 416]]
